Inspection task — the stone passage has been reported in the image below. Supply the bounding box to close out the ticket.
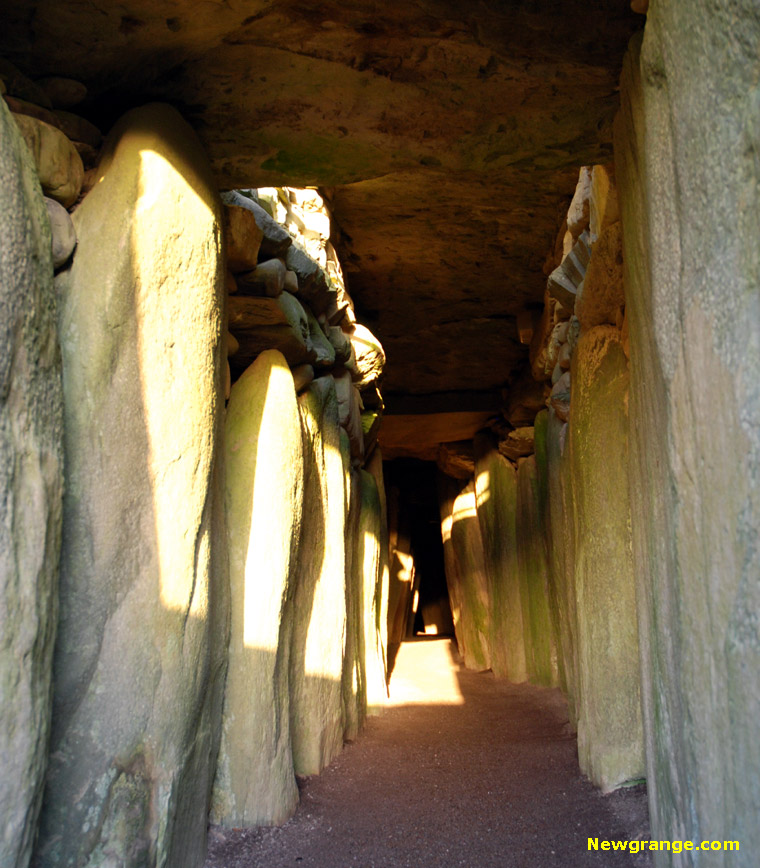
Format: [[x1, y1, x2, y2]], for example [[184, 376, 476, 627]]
[[205, 639, 652, 868]]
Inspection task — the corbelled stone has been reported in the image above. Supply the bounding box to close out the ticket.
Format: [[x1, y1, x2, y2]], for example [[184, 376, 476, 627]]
[[37, 77, 87, 109], [566, 166, 592, 239], [221, 190, 292, 258], [348, 323, 385, 388], [575, 221, 625, 331], [222, 204, 264, 274], [437, 440, 475, 480], [236, 257, 285, 294], [497, 426, 535, 461], [12, 113, 83, 207], [547, 230, 591, 311], [44, 196, 76, 268], [228, 291, 315, 369], [52, 110, 101, 148]]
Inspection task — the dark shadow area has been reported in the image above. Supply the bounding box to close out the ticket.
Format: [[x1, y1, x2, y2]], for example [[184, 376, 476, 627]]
[[384, 459, 455, 678]]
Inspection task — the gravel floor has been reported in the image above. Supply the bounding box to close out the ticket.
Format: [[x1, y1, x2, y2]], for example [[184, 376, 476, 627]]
[[205, 638, 652, 868]]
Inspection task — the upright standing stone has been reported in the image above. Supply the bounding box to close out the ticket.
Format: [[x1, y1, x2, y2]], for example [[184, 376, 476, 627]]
[[0, 98, 63, 868], [211, 350, 303, 827], [473, 433, 527, 682], [616, 11, 760, 854], [36, 104, 228, 868], [448, 481, 491, 671], [290, 377, 348, 775], [545, 409, 579, 726], [516, 457, 558, 687], [357, 471, 389, 711], [569, 326, 643, 790], [342, 465, 364, 741]]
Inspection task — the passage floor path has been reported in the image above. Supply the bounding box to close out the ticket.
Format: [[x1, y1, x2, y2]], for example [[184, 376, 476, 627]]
[[205, 638, 651, 868]]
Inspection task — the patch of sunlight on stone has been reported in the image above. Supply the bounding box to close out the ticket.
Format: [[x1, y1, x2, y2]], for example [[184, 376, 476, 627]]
[[475, 468, 490, 509], [303, 436, 346, 679], [134, 148, 218, 614], [388, 639, 465, 706], [242, 360, 296, 649], [452, 500, 478, 523]]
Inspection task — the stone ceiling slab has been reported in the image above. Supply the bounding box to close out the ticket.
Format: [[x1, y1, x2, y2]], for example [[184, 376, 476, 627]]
[[1, 0, 641, 442]]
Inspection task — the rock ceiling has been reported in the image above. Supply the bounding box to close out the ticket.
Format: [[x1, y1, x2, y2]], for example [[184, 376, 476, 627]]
[[2, 0, 640, 443]]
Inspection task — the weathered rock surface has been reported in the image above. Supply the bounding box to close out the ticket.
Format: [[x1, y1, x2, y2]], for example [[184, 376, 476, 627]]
[[348, 323, 385, 388], [474, 433, 527, 682], [305, 306, 336, 369], [547, 230, 590, 310], [236, 257, 286, 295], [228, 291, 313, 369], [223, 203, 263, 273], [549, 372, 571, 422], [575, 222, 624, 331], [291, 363, 314, 393], [497, 426, 535, 461], [589, 164, 618, 241], [617, 17, 760, 853], [11, 113, 83, 206], [437, 440, 475, 480], [566, 166, 592, 239], [37, 104, 228, 868], [37, 76, 87, 109], [0, 58, 51, 107], [0, 5, 640, 444], [52, 110, 102, 149], [446, 481, 491, 671], [212, 350, 302, 828], [44, 196, 76, 268], [569, 326, 643, 790], [291, 377, 348, 775], [516, 456, 558, 687], [0, 97, 63, 868], [4, 95, 62, 129], [334, 371, 364, 463], [545, 408, 578, 725], [356, 470, 389, 712], [221, 190, 291, 258]]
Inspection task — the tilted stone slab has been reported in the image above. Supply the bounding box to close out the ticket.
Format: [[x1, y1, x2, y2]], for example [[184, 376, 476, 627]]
[[36, 103, 228, 868], [211, 350, 303, 827], [0, 96, 63, 868]]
